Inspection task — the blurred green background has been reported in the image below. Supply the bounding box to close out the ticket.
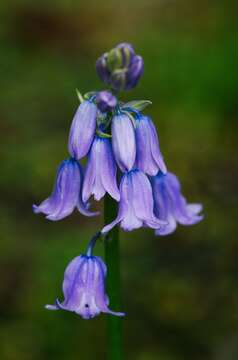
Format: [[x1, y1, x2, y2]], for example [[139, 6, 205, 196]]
[[1, 0, 238, 359]]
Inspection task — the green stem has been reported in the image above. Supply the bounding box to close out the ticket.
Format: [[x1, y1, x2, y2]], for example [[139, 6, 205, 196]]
[[104, 194, 123, 360]]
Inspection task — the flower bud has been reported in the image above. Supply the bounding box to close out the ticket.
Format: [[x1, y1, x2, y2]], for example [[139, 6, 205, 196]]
[[96, 43, 144, 91], [96, 91, 117, 113]]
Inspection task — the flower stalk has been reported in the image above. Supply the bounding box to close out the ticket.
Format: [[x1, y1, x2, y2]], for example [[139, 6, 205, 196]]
[[104, 193, 123, 360]]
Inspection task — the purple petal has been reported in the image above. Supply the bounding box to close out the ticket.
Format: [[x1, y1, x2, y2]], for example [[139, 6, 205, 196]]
[[100, 138, 120, 201], [46, 160, 80, 220], [155, 214, 177, 236], [82, 144, 96, 203], [112, 114, 136, 172], [62, 255, 86, 302], [147, 117, 167, 174], [120, 173, 143, 230], [96, 53, 111, 84], [165, 173, 203, 225], [68, 100, 97, 159], [131, 170, 166, 229], [125, 55, 144, 90], [83, 137, 120, 202], [33, 159, 80, 221], [135, 116, 159, 176]]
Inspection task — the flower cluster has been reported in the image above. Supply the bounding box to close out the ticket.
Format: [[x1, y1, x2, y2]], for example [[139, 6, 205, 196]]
[[34, 43, 203, 320], [33, 92, 202, 234]]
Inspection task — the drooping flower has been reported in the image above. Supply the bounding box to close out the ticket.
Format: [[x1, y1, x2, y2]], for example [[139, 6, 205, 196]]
[[135, 115, 167, 176], [102, 169, 166, 233], [33, 158, 97, 221], [96, 42, 144, 91], [82, 136, 120, 202], [112, 113, 136, 172], [96, 91, 117, 113], [151, 172, 203, 236], [46, 254, 125, 319], [68, 100, 97, 160]]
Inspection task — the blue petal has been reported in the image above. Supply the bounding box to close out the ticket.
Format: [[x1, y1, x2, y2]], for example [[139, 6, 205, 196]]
[[33, 159, 80, 221], [68, 100, 97, 160], [112, 114, 136, 172]]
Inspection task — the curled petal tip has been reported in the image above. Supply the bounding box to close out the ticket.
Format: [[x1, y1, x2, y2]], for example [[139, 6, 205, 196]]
[[45, 304, 59, 311], [32, 204, 40, 213]]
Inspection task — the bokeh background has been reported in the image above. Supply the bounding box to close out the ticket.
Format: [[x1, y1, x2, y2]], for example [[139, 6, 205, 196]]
[[1, 0, 238, 359]]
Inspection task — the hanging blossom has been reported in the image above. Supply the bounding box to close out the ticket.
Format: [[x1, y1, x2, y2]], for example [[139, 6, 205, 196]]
[[82, 136, 120, 202], [111, 112, 136, 172], [151, 172, 203, 236], [135, 113, 167, 176], [68, 99, 97, 160], [46, 234, 125, 319], [33, 158, 96, 221], [102, 169, 167, 233]]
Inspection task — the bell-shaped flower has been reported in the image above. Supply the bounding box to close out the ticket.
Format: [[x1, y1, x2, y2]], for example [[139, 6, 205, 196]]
[[68, 100, 97, 159], [82, 136, 120, 202], [151, 172, 203, 236], [102, 169, 166, 233], [46, 254, 125, 319], [33, 158, 97, 221], [135, 115, 167, 176], [112, 113, 136, 172]]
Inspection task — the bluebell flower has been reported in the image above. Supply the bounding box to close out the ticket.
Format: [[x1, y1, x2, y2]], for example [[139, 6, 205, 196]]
[[68, 100, 97, 159], [135, 115, 167, 176], [46, 254, 125, 319], [82, 136, 120, 202], [96, 43, 144, 91], [112, 113, 136, 172], [151, 172, 203, 236], [96, 91, 117, 113], [33, 158, 97, 221], [102, 169, 166, 233]]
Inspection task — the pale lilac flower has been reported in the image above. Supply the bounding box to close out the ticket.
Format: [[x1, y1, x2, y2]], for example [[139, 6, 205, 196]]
[[112, 113, 136, 172], [102, 169, 166, 233], [46, 254, 125, 319], [135, 115, 167, 176], [33, 158, 97, 221], [68, 100, 97, 159], [96, 91, 117, 113], [151, 172, 203, 236], [82, 136, 120, 202]]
